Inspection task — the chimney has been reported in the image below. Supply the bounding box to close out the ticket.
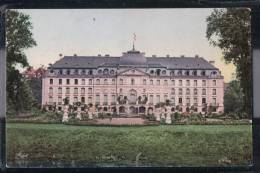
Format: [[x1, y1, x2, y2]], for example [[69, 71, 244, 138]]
[[195, 54, 199, 58], [166, 54, 170, 58], [74, 54, 77, 57], [180, 55, 185, 58], [98, 54, 101, 57], [152, 55, 156, 57], [105, 54, 110, 57], [209, 60, 215, 66], [59, 53, 63, 57]]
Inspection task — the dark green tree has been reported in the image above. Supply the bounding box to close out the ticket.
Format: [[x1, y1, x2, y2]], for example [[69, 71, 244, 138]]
[[206, 8, 251, 117], [224, 80, 244, 114], [6, 10, 37, 114]]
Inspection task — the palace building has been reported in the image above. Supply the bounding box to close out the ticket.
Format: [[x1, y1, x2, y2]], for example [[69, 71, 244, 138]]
[[42, 47, 224, 115]]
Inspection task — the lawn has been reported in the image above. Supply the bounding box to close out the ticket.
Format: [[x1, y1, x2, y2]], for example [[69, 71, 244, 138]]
[[6, 123, 252, 167]]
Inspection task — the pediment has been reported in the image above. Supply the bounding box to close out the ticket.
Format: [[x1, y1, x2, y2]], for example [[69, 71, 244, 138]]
[[118, 68, 149, 76]]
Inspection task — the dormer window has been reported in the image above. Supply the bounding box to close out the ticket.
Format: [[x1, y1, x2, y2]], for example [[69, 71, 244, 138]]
[[162, 70, 166, 75], [178, 70, 182, 76], [156, 69, 161, 76], [74, 69, 78, 75], [201, 70, 206, 76], [66, 70, 70, 75], [170, 71, 175, 76], [89, 70, 93, 75], [50, 69, 54, 73], [110, 70, 115, 75], [192, 70, 197, 76], [185, 70, 190, 76], [98, 69, 102, 74], [81, 69, 85, 75], [150, 70, 154, 74], [103, 69, 109, 75], [59, 69, 63, 75]]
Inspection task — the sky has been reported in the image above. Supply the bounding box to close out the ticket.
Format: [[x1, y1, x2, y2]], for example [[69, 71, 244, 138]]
[[18, 9, 236, 82]]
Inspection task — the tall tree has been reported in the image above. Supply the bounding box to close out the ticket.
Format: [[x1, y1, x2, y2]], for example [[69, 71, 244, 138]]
[[6, 10, 37, 114], [206, 8, 251, 117]]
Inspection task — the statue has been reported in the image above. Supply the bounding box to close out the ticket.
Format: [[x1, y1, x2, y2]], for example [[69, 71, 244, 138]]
[[62, 105, 69, 122]]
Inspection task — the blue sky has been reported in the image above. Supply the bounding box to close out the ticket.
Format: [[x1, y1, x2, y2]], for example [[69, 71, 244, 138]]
[[18, 9, 235, 82]]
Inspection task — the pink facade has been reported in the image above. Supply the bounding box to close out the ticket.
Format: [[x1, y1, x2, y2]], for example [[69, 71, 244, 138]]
[[42, 48, 224, 115]]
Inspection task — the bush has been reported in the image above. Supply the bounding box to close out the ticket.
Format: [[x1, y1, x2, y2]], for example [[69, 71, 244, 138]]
[[172, 112, 181, 122], [188, 113, 203, 122], [148, 113, 156, 121]]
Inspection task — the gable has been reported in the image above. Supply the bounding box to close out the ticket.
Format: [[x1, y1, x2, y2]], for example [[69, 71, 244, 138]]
[[118, 68, 149, 76]]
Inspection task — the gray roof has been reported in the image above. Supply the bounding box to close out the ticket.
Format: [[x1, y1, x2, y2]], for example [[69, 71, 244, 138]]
[[51, 50, 218, 70]]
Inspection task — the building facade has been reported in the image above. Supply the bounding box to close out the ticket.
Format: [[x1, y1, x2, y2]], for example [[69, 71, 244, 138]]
[[42, 47, 224, 115]]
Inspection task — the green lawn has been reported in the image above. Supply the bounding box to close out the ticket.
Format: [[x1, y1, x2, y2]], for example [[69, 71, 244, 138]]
[[6, 123, 252, 167]]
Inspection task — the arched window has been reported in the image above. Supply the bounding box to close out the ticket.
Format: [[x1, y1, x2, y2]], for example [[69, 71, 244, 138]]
[[50, 79, 53, 85], [171, 80, 175, 86], [96, 79, 100, 85], [81, 88, 85, 94], [74, 79, 78, 85], [89, 79, 92, 85], [81, 79, 85, 85], [104, 79, 108, 85]]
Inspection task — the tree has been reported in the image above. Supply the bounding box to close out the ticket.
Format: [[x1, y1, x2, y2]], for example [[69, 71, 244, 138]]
[[6, 10, 37, 114], [206, 8, 251, 117], [224, 80, 244, 114]]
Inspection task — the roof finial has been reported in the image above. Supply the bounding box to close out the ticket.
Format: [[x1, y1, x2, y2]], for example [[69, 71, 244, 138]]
[[133, 33, 136, 51]]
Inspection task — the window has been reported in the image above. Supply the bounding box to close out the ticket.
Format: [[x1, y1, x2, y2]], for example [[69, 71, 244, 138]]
[[88, 88, 92, 94], [171, 80, 175, 86], [143, 79, 146, 85], [49, 87, 53, 94], [202, 80, 206, 86], [119, 79, 123, 85], [104, 95, 108, 103], [171, 97, 175, 105], [50, 79, 53, 85], [59, 79, 62, 85], [81, 88, 85, 94], [112, 79, 116, 85], [96, 94, 100, 104], [81, 79, 85, 85], [186, 88, 190, 95], [164, 95, 168, 102], [110, 70, 115, 75], [81, 97, 85, 103], [103, 69, 109, 74], [186, 80, 190, 86], [81, 69, 85, 75], [149, 95, 154, 104], [58, 87, 62, 94], [150, 79, 153, 85], [96, 79, 100, 85], [212, 98, 217, 104], [131, 79, 135, 85], [74, 79, 78, 85], [104, 79, 108, 85], [171, 88, 175, 95], [88, 70, 93, 75], [213, 80, 216, 86], [194, 88, 198, 95], [212, 89, 216, 95], [164, 80, 168, 86], [156, 95, 160, 103], [162, 70, 166, 75], [59, 69, 63, 75], [66, 79, 70, 85], [150, 70, 154, 74], [194, 97, 198, 104], [112, 95, 116, 103], [58, 97, 62, 104], [170, 71, 175, 76], [66, 70, 70, 75], [74, 88, 78, 94], [74, 69, 78, 75], [178, 70, 182, 76], [74, 97, 78, 102], [202, 89, 206, 95], [179, 88, 183, 95], [192, 70, 197, 76], [119, 88, 123, 93], [194, 80, 197, 86], [88, 97, 92, 103], [179, 80, 182, 86], [186, 98, 190, 105], [89, 79, 92, 85], [98, 69, 102, 74], [185, 70, 190, 76], [49, 96, 53, 103], [201, 70, 206, 76], [66, 87, 70, 94], [157, 80, 160, 85], [202, 98, 206, 104], [179, 98, 182, 104]]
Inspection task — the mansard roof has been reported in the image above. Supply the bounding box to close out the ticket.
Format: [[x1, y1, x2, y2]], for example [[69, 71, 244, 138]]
[[51, 49, 218, 70]]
